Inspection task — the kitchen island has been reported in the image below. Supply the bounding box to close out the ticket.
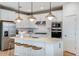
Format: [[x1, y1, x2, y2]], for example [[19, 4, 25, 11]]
[[12, 37, 63, 56]]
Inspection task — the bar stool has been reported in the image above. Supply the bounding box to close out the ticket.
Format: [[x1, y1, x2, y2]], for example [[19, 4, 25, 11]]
[[15, 43, 23, 46], [32, 46, 42, 50], [23, 44, 32, 47]]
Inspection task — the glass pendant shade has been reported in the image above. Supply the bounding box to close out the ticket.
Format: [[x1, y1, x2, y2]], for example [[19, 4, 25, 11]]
[[28, 2, 36, 22], [15, 16, 23, 23], [15, 2, 23, 23], [46, 12, 55, 20], [29, 15, 36, 22], [46, 2, 55, 21]]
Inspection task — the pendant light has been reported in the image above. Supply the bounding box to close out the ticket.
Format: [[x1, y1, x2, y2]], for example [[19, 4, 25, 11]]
[[15, 2, 23, 23], [28, 2, 36, 22], [46, 2, 55, 21]]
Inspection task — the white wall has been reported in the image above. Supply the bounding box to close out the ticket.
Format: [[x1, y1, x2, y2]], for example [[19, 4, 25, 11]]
[[63, 2, 78, 16]]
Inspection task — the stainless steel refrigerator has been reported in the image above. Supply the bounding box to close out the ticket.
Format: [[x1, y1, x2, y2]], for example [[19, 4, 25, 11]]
[[0, 20, 16, 50]]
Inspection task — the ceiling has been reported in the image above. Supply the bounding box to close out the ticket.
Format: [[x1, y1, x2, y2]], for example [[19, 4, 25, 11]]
[[0, 2, 64, 15]]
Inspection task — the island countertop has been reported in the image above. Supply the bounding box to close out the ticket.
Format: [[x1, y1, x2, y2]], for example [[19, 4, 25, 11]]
[[10, 36, 62, 47], [11, 36, 62, 43]]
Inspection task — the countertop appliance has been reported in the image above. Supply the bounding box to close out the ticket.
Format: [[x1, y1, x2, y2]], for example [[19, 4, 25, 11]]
[[0, 20, 16, 50]]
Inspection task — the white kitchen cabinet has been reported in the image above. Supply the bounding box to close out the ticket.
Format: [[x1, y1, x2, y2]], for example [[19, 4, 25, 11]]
[[45, 40, 63, 56], [14, 44, 32, 56], [14, 45, 26, 56], [45, 43, 54, 56], [54, 41, 63, 56], [14, 38, 63, 56], [25, 47, 32, 56], [31, 42, 45, 56], [14, 42, 63, 56], [31, 48, 45, 56], [63, 15, 76, 54]]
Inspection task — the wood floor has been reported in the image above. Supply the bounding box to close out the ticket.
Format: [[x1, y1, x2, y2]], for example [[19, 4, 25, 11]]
[[64, 51, 76, 56], [0, 49, 76, 56], [0, 49, 14, 56]]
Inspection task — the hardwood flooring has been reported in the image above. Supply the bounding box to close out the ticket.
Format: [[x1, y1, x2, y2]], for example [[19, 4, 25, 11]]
[[64, 51, 76, 56], [0, 49, 14, 56]]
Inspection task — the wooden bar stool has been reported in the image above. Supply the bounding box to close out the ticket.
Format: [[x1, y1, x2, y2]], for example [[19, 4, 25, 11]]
[[23, 44, 32, 47], [32, 46, 42, 50], [15, 43, 23, 46]]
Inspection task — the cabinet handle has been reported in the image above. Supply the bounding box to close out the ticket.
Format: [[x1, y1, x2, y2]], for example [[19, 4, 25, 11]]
[[59, 43, 61, 48]]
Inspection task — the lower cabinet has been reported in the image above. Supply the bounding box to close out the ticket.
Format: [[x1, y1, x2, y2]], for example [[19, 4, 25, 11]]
[[31, 48, 45, 56], [31, 41, 46, 56], [54, 41, 63, 56], [45, 43, 54, 56], [14, 45, 26, 56], [25, 47, 32, 56], [45, 41, 63, 56], [14, 41, 63, 56]]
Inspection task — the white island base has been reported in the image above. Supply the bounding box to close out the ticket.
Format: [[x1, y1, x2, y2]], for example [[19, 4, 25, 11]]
[[13, 37, 63, 56]]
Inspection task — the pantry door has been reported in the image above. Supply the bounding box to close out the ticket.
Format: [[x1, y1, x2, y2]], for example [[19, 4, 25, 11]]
[[63, 15, 76, 54]]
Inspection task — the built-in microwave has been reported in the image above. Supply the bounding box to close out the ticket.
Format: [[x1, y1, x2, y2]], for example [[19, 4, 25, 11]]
[[52, 22, 61, 28], [51, 22, 62, 38]]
